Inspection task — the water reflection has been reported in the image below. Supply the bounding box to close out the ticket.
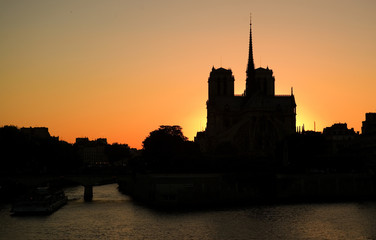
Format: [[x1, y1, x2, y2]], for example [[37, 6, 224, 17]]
[[1, 184, 376, 240]]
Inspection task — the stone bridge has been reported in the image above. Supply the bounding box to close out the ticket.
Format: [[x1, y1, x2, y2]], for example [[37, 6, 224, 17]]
[[6, 174, 127, 202]]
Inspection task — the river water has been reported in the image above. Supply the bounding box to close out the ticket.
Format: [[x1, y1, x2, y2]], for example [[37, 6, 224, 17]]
[[1, 184, 376, 240]]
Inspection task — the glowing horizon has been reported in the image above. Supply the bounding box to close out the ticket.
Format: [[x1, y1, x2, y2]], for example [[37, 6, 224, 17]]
[[1, 1, 375, 149]]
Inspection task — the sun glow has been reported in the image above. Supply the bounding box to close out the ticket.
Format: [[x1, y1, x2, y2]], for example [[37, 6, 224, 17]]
[[1, 1, 375, 149]]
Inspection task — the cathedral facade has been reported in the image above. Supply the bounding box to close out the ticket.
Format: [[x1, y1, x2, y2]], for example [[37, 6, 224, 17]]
[[195, 21, 296, 159]]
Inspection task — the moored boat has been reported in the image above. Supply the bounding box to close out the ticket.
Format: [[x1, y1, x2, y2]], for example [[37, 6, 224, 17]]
[[11, 187, 67, 215]]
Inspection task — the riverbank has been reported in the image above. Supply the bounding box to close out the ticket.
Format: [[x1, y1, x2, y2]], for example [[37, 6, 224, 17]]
[[118, 172, 376, 208]]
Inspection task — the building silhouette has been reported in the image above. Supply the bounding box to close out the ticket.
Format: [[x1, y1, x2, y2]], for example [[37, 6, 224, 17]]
[[362, 113, 376, 136], [195, 20, 296, 159], [20, 127, 59, 141], [75, 137, 109, 167], [323, 123, 356, 140]]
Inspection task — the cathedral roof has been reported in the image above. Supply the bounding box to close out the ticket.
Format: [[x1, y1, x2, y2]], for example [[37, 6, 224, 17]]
[[211, 67, 232, 72], [210, 67, 233, 77]]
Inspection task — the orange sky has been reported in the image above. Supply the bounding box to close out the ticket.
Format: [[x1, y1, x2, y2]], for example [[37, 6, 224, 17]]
[[1, 0, 376, 149]]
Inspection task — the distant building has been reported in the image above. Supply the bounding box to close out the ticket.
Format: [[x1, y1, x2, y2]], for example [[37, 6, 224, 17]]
[[362, 113, 376, 136], [75, 138, 109, 167], [195, 20, 296, 159], [20, 127, 59, 141], [323, 123, 357, 156], [75, 137, 90, 145], [21, 127, 51, 139], [323, 123, 356, 141]]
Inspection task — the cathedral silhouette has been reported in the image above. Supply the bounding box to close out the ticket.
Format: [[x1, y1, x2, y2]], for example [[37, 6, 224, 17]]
[[195, 20, 296, 160]]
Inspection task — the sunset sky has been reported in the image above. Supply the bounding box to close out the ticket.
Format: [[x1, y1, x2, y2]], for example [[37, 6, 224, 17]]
[[1, 0, 375, 149]]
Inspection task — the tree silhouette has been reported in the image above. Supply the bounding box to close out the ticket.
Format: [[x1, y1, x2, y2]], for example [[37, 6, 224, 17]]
[[143, 125, 187, 156], [142, 125, 200, 172]]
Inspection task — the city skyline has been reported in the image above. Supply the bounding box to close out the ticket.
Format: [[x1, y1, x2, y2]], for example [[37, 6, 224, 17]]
[[1, 0, 375, 148]]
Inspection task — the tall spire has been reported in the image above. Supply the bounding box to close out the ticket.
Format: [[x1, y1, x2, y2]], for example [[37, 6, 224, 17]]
[[246, 14, 255, 76], [245, 14, 255, 97]]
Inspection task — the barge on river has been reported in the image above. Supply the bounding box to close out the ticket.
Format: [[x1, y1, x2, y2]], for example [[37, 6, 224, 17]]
[[11, 187, 67, 215]]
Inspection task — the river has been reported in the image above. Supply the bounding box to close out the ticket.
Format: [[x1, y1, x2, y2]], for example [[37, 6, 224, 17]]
[[1, 184, 376, 240]]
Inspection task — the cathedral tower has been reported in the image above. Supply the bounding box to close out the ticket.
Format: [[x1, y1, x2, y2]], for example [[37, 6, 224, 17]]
[[206, 67, 235, 136], [208, 67, 235, 100]]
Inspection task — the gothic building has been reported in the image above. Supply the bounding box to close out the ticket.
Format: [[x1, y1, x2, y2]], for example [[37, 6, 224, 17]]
[[195, 21, 296, 159]]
